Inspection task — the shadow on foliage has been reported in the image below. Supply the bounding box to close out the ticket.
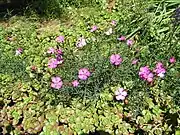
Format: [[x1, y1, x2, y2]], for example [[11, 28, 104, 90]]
[[0, 0, 98, 19], [0, 0, 27, 18], [81, 130, 110, 135], [0, 0, 62, 19], [165, 111, 179, 134]]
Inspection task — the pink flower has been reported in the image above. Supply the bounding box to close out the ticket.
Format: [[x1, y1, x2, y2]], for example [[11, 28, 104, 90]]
[[111, 20, 117, 26], [115, 88, 127, 100], [56, 49, 63, 55], [56, 49, 64, 63], [15, 48, 23, 55], [31, 66, 37, 71], [51, 76, 63, 89], [78, 68, 91, 80], [56, 36, 64, 43], [72, 80, 79, 87], [147, 73, 154, 82], [110, 54, 123, 66], [153, 62, 166, 78], [139, 66, 154, 82], [90, 25, 98, 32], [132, 59, 139, 65], [47, 47, 56, 54], [76, 37, 87, 48], [7, 37, 15, 41], [117, 36, 126, 41], [56, 55, 63, 64], [169, 56, 176, 64], [48, 58, 59, 68], [127, 39, 134, 46]]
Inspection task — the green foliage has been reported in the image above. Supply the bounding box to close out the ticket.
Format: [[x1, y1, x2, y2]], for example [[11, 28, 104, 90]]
[[0, 0, 180, 134], [1, 85, 179, 134]]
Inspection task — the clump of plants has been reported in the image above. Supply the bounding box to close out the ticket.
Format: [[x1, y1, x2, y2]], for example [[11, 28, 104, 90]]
[[0, 0, 180, 134]]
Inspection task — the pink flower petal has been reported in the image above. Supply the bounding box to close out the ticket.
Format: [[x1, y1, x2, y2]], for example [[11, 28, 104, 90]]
[[52, 76, 61, 83], [78, 68, 91, 77], [72, 80, 79, 87], [132, 59, 139, 65], [47, 47, 56, 54], [56, 36, 64, 43], [118, 88, 124, 93], [56, 49, 63, 55], [111, 20, 117, 26], [90, 25, 98, 32], [127, 39, 134, 46], [76, 37, 87, 48], [169, 56, 176, 64], [117, 36, 126, 41], [116, 95, 125, 100], [78, 74, 88, 80], [121, 91, 127, 97]]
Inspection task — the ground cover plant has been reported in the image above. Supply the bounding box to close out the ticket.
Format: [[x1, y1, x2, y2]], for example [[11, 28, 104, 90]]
[[0, 0, 180, 134]]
